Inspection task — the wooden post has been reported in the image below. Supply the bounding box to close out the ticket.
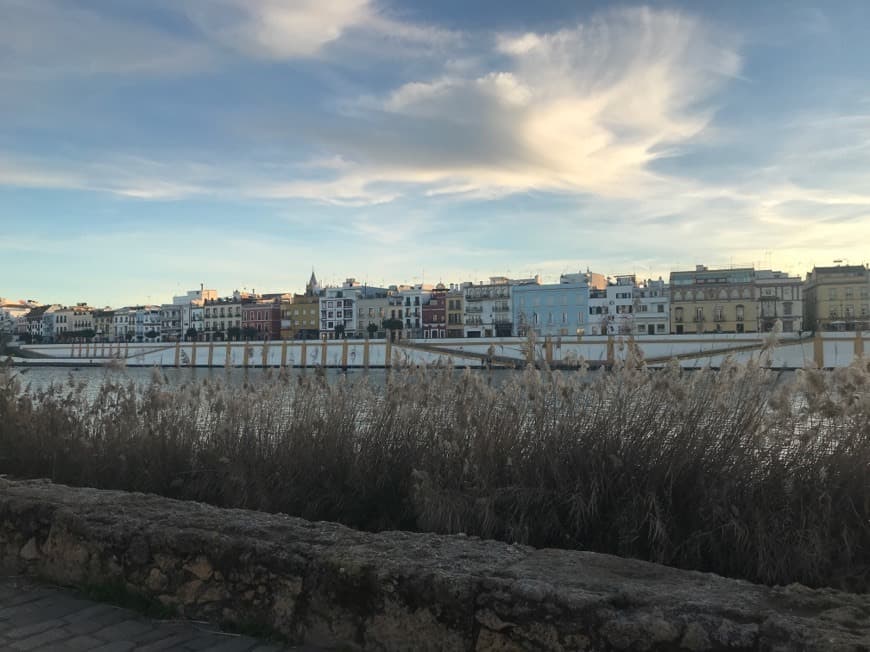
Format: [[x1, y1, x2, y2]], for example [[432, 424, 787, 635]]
[[300, 340, 307, 369], [363, 337, 370, 369], [208, 341, 214, 368], [242, 343, 250, 368], [281, 340, 288, 368], [341, 338, 349, 370], [124, 340, 129, 359], [606, 335, 615, 367], [813, 332, 824, 368], [855, 330, 864, 360], [321, 337, 328, 367], [544, 336, 553, 366], [262, 341, 269, 368], [70, 342, 76, 358], [225, 339, 231, 368], [385, 331, 392, 368], [84, 342, 90, 358], [190, 340, 197, 367]]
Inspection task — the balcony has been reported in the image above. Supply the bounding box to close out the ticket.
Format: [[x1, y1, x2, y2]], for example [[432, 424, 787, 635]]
[[465, 306, 483, 313]]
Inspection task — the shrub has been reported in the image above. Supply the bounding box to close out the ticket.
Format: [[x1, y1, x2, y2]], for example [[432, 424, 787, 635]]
[[1, 354, 868, 592]]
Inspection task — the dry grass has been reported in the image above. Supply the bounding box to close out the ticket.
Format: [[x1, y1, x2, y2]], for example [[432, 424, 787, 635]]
[[1, 352, 869, 592]]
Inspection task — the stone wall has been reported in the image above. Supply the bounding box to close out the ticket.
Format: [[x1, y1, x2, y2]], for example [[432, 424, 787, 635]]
[[0, 478, 868, 651]]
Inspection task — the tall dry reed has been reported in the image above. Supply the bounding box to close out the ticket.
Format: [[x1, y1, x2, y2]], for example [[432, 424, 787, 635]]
[[1, 353, 868, 592]]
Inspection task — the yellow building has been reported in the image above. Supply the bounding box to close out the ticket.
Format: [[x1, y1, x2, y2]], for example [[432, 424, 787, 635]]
[[804, 264, 870, 331], [446, 289, 464, 338], [281, 294, 320, 339], [670, 266, 757, 334]]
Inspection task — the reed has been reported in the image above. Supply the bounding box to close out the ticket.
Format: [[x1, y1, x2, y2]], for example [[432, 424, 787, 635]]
[[1, 353, 868, 592]]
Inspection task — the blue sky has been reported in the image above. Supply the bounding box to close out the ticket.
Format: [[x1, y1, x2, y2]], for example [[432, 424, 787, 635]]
[[2, 0, 869, 307]]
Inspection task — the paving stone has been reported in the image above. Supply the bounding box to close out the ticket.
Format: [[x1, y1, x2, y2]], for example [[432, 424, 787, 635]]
[[4, 618, 66, 640], [92, 618, 155, 641], [55, 635, 105, 651], [9, 626, 69, 650], [0, 576, 295, 651], [89, 642, 136, 652]]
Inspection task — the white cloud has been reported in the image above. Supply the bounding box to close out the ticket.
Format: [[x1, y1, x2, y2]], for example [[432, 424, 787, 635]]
[[182, 0, 371, 59], [276, 7, 741, 202]]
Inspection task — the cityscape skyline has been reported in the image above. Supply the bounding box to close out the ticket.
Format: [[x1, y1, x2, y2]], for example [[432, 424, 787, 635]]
[[3, 1, 870, 307]]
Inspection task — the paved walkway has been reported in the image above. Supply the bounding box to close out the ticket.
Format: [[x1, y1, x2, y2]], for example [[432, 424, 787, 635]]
[[0, 575, 312, 651]]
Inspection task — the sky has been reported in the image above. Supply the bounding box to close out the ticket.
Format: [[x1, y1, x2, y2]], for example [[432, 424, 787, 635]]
[[2, 0, 869, 307]]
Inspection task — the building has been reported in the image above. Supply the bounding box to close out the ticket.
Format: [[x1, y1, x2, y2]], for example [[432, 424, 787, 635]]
[[21, 305, 59, 343], [319, 279, 389, 339], [92, 309, 115, 342], [422, 285, 447, 339], [173, 286, 217, 341], [396, 284, 433, 339], [754, 270, 803, 333], [670, 266, 757, 334], [281, 272, 321, 340], [0, 299, 36, 338], [587, 276, 669, 336], [513, 272, 605, 338], [242, 297, 282, 340], [445, 287, 464, 338], [357, 295, 390, 338], [158, 304, 182, 342], [113, 307, 136, 342], [464, 276, 539, 338], [134, 306, 162, 342], [202, 297, 243, 341], [804, 264, 870, 332]]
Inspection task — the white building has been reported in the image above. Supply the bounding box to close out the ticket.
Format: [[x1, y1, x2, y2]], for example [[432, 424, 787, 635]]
[[159, 304, 183, 342], [173, 286, 216, 341], [463, 276, 539, 338], [754, 270, 803, 333], [0, 299, 35, 338], [320, 279, 361, 339], [134, 306, 162, 342], [588, 276, 669, 336], [113, 307, 136, 342], [395, 284, 433, 339]]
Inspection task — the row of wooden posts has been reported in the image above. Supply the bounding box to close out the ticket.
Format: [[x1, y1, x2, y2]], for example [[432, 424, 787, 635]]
[[65, 330, 867, 369], [71, 336, 397, 369]]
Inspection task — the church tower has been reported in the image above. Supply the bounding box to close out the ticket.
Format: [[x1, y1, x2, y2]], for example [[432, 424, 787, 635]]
[[305, 269, 320, 296]]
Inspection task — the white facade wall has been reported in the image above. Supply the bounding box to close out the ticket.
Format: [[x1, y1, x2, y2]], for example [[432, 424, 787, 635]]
[[755, 271, 803, 333]]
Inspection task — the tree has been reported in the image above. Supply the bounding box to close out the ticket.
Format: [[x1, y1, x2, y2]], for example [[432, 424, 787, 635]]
[[382, 318, 403, 331], [0, 332, 11, 353], [241, 327, 258, 341], [185, 327, 198, 341], [334, 324, 346, 339], [212, 330, 225, 341], [367, 322, 379, 338], [227, 326, 241, 341], [144, 330, 159, 340]]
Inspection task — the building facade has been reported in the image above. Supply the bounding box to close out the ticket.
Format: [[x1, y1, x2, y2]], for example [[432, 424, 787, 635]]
[[588, 276, 669, 336], [754, 270, 803, 333], [446, 288, 464, 338], [241, 299, 282, 340], [203, 298, 242, 340], [357, 295, 390, 338], [804, 264, 870, 332], [512, 273, 600, 338], [464, 276, 538, 338], [92, 309, 115, 342], [422, 286, 447, 339], [670, 266, 757, 334]]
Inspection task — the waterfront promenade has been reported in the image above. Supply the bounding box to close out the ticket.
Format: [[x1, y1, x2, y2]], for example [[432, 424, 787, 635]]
[[0, 575, 315, 651]]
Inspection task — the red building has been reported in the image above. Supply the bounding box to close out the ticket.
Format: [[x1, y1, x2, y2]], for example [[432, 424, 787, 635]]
[[241, 298, 282, 340], [422, 287, 447, 339]]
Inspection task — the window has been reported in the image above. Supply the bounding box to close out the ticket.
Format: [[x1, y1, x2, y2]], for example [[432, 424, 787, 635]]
[[695, 307, 704, 322], [675, 307, 683, 322], [829, 288, 838, 300], [562, 312, 568, 324], [714, 305, 724, 322], [657, 323, 665, 332], [657, 304, 664, 313], [736, 305, 744, 322], [783, 302, 793, 316]]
